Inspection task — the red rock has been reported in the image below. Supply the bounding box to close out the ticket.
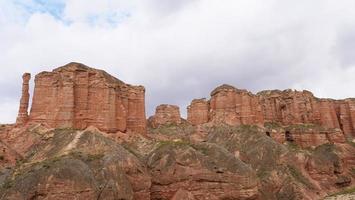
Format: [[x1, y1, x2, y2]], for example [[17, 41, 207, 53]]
[[148, 104, 182, 128], [28, 63, 146, 133], [208, 84, 264, 126], [187, 98, 209, 125], [257, 90, 355, 136], [267, 126, 345, 148], [187, 85, 355, 147], [335, 99, 355, 138], [148, 142, 259, 200], [16, 73, 31, 125], [257, 89, 326, 126], [171, 189, 195, 200]]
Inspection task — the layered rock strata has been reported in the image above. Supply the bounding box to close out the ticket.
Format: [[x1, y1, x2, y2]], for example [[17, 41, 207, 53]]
[[258, 90, 355, 138], [22, 62, 146, 133], [148, 104, 182, 128], [187, 84, 266, 127], [187, 84, 355, 145], [187, 98, 209, 125]]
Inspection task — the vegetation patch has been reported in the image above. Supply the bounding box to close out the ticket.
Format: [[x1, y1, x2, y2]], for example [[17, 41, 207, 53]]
[[328, 187, 355, 197], [1, 180, 13, 189], [264, 122, 282, 129], [286, 141, 300, 151], [351, 168, 355, 175], [156, 140, 191, 149], [287, 165, 313, 188], [68, 151, 104, 162], [346, 139, 355, 148], [256, 168, 270, 179], [149, 123, 195, 137]]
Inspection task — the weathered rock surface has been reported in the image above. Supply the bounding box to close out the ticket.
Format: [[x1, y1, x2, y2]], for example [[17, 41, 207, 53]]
[[16, 73, 31, 125], [187, 85, 355, 147], [204, 125, 355, 200], [28, 62, 146, 133], [0, 128, 151, 200], [4, 64, 355, 200], [258, 90, 355, 138], [148, 104, 182, 128], [209, 84, 264, 126], [2, 123, 354, 200], [187, 98, 209, 125], [147, 141, 259, 200]]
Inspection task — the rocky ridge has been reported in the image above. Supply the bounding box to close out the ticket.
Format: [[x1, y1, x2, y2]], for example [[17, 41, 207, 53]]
[[0, 63, 354, 200]]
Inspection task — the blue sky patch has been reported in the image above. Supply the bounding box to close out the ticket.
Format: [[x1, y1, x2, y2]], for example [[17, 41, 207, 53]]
[[13, 0, 66, 22]]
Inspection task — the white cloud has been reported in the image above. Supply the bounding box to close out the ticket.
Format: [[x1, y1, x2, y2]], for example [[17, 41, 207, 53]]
[[0, 0, 355, 122]]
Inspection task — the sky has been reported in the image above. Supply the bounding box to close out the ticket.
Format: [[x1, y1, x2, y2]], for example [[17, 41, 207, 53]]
[[1, 0, 355, 123]]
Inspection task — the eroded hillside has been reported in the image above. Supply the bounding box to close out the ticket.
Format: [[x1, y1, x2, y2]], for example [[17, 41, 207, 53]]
[[0, 63, 354, 200]]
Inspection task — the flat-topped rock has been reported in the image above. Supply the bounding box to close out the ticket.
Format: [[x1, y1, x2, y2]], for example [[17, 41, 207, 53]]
[[27, 62, 146, 133], [148, 104, 182, 128]]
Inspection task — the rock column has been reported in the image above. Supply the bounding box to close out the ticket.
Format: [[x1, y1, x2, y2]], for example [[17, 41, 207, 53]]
[[16, 73, 31, 125]]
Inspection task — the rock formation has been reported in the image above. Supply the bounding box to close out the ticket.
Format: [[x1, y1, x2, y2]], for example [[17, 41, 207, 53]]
[[4, 64, 355, 200], [258, 90, 355, 138], [187, 84, 264, 126], [187, 84, 355, 138], [28, 62, 146, 133], [148, 104, 182, 128], [147, 142, 259, 200], [187, 84, 355, 147], [209, 84, 264, 126], [15, 73, 31, 125], [187, 98, 209, 125]]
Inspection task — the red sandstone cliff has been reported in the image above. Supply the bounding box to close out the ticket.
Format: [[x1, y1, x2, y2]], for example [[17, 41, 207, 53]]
[[187, 98, 209, 125], [24, 62, 146, 133], [187, 85, 355, 136], [187, 85, 264, 126], [257, 89, 355, 138], [187, 84, 355, 146], [14, 65, 355, 140]]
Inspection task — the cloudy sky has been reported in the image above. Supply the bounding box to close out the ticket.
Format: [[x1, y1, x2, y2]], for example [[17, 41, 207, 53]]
[[1, 0, 355, 123]]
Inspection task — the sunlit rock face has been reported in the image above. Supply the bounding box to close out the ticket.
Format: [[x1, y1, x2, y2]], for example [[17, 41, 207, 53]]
[[258, 89, 355, 139], [187, 84, 264, 126], [187, 85, 355, 147], [187, 98, 209, 125], [27, 62, 146, 134]]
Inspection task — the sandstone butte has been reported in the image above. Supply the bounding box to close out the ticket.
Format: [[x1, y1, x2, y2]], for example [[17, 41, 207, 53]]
[[16, 62, 146, 134]]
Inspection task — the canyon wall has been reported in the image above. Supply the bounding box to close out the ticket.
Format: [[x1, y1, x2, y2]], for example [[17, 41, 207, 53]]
[[258, 90, 355, 138], [187, 85, 264, 127], [14, 64, 355, 139], [187, 84, 355, 145], [26, 62, 146, 133]]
